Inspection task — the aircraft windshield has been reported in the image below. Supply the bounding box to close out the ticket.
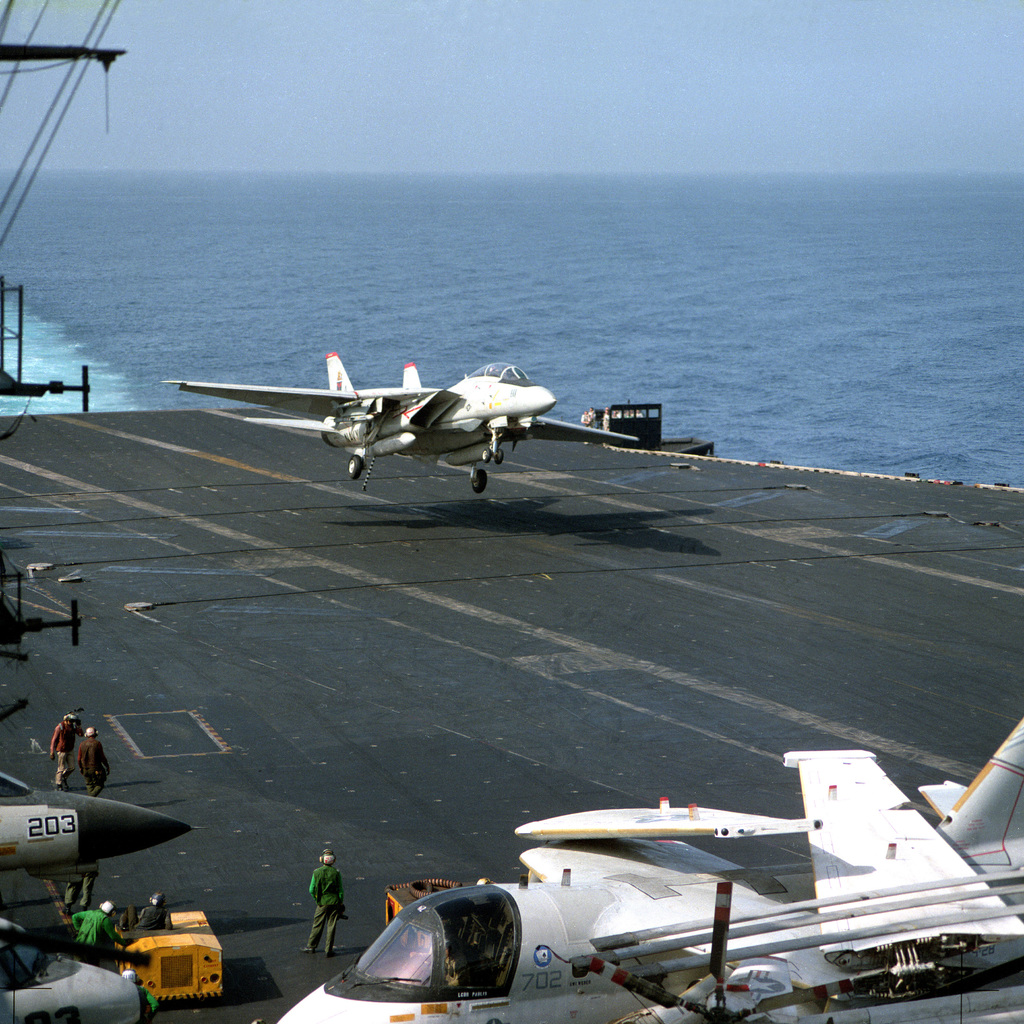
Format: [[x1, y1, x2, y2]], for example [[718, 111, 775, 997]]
[[0, 944, 44, 989], [330, 886, 520, 1002], [467, 364, 534, 385], [358, 918, 434, 985]]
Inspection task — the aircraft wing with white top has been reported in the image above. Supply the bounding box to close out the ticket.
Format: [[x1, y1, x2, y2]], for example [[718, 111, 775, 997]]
[[785, 749, 1024, 945], [516, 805, 823, 842]]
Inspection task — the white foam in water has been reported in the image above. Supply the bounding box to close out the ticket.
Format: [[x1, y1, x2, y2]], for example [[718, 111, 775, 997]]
[[0, 313, 135, 415]]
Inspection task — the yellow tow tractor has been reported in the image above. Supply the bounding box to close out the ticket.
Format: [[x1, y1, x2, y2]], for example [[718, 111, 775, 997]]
[[385, 879, 463, 922], [118, 911, 223, 1001]]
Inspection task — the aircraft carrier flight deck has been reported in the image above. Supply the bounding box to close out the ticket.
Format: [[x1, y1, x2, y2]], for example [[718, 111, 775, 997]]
[[2, 408, 1023, 1024]]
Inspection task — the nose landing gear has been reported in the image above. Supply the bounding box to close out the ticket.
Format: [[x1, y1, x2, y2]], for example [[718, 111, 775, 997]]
[[487, 429, 505, 465]]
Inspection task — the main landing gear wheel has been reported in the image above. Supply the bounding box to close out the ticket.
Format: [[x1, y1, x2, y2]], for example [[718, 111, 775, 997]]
[[348, 454, 364, 480], [471, 467, 488, 494]]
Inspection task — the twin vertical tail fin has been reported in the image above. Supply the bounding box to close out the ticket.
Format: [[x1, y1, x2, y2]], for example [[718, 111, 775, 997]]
[[325, 354, 419, 394], [926, 714, 1024, 870], [326, 353, 355, 394], [403, 362, 422, 390]]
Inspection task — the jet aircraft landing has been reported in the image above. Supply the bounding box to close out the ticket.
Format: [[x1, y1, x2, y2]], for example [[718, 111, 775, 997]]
[[167, 356, 636, 492]]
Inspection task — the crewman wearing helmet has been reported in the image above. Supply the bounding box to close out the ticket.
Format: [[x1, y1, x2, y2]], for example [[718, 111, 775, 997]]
[[72, 900, 128, 965], [301, 849, 345, 957], [122, 969, 160, 1022], [49, 711, 83, 791], [77, 725, 111, 797], [137, 892, 171, 930]]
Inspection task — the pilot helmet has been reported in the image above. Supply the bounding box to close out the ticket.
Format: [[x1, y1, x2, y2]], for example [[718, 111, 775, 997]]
[[150, 892, 165, 906], [320, 849, 335, 865], [100, 900, 116, 916], [121, 969, 138, 984], [64, 712, 80, 724]]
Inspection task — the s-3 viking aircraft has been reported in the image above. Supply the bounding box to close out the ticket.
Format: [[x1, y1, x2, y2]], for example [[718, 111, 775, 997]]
[[167, 356, 636, 493], [281, 714, 1024, 1024]]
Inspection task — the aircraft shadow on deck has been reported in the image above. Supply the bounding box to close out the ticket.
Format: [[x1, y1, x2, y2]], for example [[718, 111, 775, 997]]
[[329, 499, 723, 557]]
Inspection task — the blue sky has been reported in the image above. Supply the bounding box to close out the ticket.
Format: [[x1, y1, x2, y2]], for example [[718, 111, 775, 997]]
[[2, 0, 1022, 174]]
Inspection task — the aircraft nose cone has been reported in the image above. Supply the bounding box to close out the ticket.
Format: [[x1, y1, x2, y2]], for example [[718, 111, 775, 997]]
[[533, 385, 556, 415], [73, 795, 191, 861]]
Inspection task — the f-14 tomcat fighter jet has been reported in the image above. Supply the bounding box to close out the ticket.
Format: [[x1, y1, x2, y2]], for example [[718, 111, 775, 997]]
[[168, 356, 636, 493], [0, 769, 190, 888], [280, 713, 1024, 1024]]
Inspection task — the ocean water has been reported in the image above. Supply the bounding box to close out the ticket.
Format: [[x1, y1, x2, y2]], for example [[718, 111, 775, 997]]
[[1, 171, 1021, 486]]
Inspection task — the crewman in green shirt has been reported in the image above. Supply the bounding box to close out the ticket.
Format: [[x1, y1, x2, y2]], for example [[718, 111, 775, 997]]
[[72, 900, 128, 964], [302, 848, 345, 957], [122, 969, 160, 1023]]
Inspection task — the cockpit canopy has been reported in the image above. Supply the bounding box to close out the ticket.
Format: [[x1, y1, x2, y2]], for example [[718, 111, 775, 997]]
[[467, 364, 535, 385], [0, 942, 45, 990], [327, 885, 520, 1002]]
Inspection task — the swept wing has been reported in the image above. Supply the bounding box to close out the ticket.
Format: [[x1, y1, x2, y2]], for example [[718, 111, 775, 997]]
[[165, 380, 355, 417], [525, 415, 637, 446], [516, 784, 1024, 1004], [164, 379, 444, 418]]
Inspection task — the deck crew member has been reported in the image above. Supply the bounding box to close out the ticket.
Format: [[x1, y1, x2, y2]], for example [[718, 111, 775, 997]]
[[77, 726, 110, 797], [302, 848, 345, 957], [72, 900, 128, 964], [50, 711, 83, 791], [65, 867, 99, 910], [122, 969, 160, 1022], [137, 892, 172, 930]]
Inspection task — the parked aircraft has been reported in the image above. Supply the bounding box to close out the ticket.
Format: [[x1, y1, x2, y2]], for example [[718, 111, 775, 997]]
[[167, 356, 636, 492], [1, 918, 147, 1024], [279, 714, 1024, 1024], [0, 770, 190, 887]]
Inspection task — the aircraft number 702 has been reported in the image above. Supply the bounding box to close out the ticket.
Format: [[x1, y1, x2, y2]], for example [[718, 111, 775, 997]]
[[521, 971, 562, 990]]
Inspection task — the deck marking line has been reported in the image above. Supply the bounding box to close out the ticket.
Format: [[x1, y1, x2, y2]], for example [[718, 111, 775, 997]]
[[0, 452, 988, 774], [62, 417, 308, 482]]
